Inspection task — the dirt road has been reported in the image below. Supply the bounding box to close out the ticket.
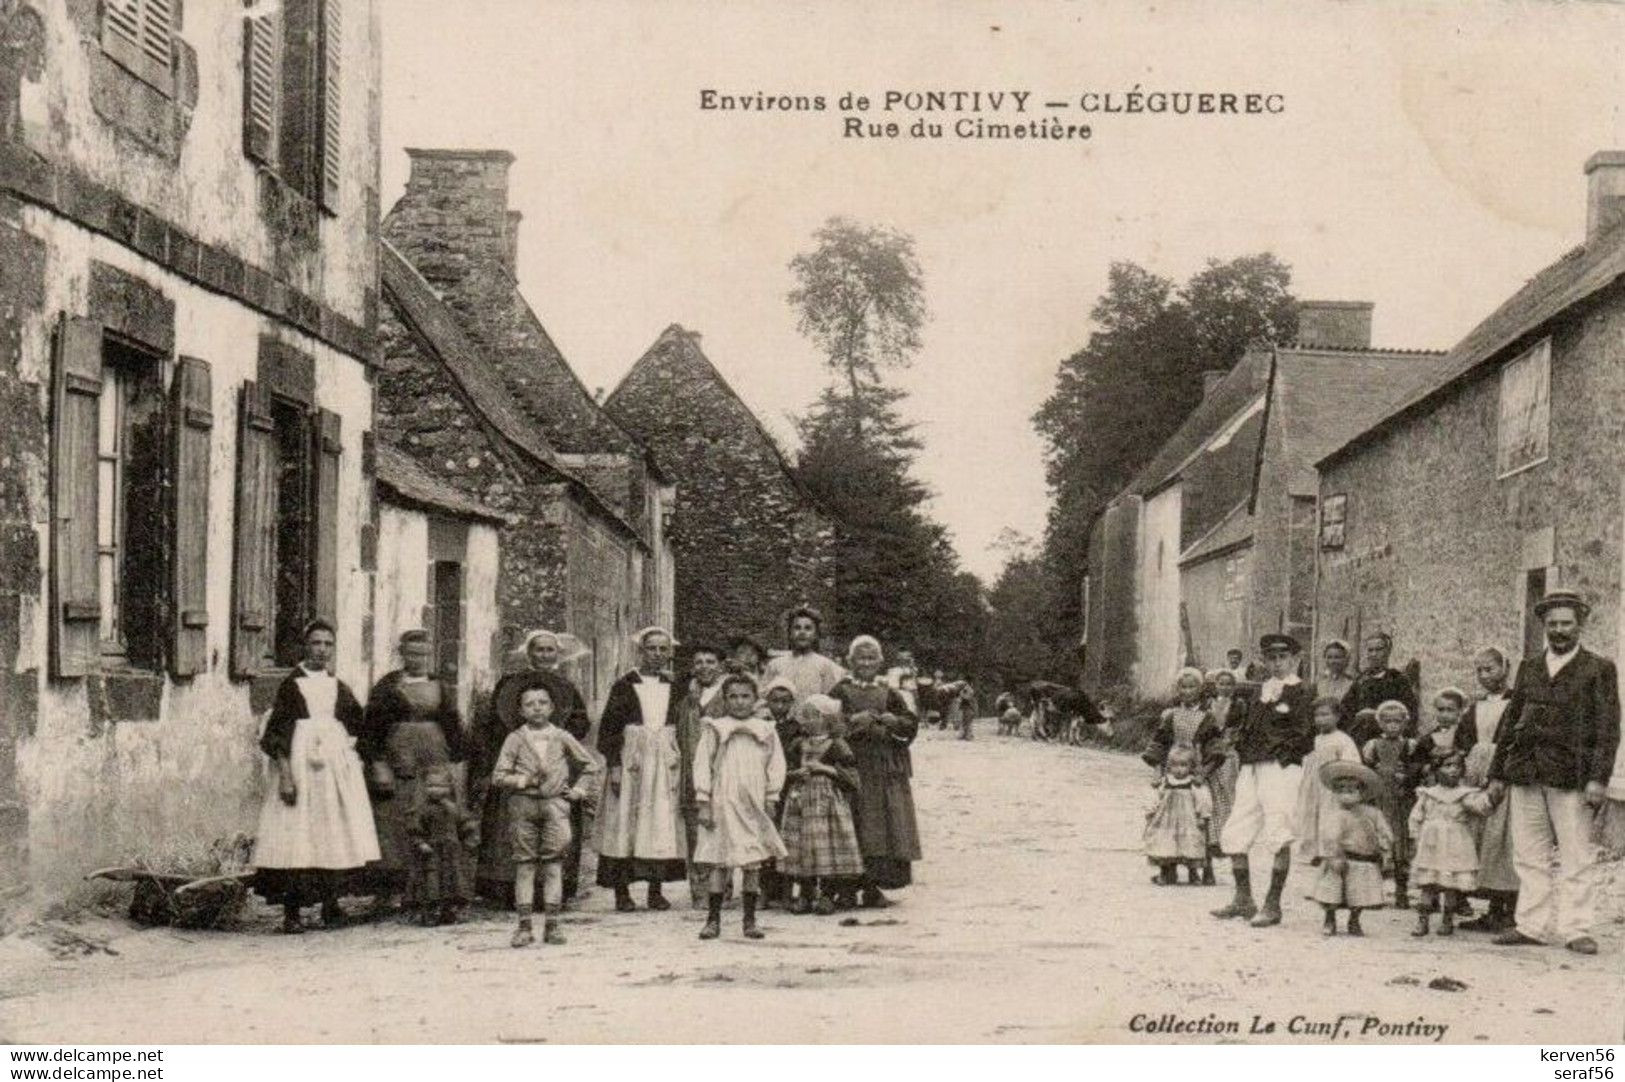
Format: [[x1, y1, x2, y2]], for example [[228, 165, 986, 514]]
[[2, 726, 1620, 1044]]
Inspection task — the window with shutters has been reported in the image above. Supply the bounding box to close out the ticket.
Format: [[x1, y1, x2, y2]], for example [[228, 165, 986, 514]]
[[232, 386, 342, 677], [102, 0, 177, 95], [244, 0, 342, 213], [95, 341, 168, 672]]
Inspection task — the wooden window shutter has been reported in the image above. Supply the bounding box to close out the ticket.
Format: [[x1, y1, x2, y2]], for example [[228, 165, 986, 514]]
[[169, 357, 212, 677], [50, 316, 104, 679], [231, 382, 276, 678], [317, 0, 342, 212], [242, 7, 282, 165], [102, 0, 174, 93], [312, 409, 342, 626]]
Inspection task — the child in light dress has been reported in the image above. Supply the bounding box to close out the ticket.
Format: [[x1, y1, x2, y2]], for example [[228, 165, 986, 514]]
[[1411, 687, 1477, 786], [1295, 697, 1362, 865], [693, 674, 788, 940], [1409, 751, 1491, 937], [1143, 744, 1213, 885], [779, 694, 865, 914], [1310, 761, 1393, 936], [1143, 668, 1221, 884]]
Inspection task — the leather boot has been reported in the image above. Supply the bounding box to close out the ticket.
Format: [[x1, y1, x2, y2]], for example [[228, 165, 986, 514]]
[[1412, 906, 1430, 937], [1211, 861, 1256, 919], [1393, 869, 1409, 910], [742, 892, 764, 939], [699, 892, 722, 940], [1249, 864, 1288, 927]]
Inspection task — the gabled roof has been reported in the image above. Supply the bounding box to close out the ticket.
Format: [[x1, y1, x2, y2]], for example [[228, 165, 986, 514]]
[[378, 240, 646, 546], [1179, 499, 1254, 567], [1131, 348, 1274, 499], [1321, 221, 1625, 466], [606, 324, 828, 512], [376, 445, 509, 525], [1272, 345, 1448, 496]]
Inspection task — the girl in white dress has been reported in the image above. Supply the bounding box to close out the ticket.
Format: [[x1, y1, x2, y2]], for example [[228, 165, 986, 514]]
[[252, 620, 380, 933]]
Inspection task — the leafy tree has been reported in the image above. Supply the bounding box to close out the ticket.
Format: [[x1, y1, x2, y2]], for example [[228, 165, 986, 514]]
[[787, 219, 984, 676], [1032, 254, 1297, 660], [983, 531, 1053, 689], [788, 217, 926, 438]]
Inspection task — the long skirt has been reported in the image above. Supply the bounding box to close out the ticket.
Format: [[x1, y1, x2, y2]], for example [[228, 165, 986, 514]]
[[596, 725, 689, 886], [781, 777, 865, 879], [1474, 795, 1520, 894], [252, 717, 380, 902], [1208, 752, 1238, 852], [850, 749, 921, 890]]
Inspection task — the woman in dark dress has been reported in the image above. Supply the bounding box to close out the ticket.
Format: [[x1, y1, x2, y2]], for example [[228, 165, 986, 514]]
[[252, 620, 379, 933], [473, 629, 593, 904], [828, 635, 921, 908], [360, 630, 468, 914]]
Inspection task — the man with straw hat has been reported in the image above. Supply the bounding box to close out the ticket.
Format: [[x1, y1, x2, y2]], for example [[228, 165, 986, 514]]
[[1487, 588, 1619, 955]]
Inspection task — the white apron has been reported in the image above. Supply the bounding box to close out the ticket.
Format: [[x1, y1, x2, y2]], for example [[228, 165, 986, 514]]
[[253, 674, 381, 870], [596, 724, 687, 861]]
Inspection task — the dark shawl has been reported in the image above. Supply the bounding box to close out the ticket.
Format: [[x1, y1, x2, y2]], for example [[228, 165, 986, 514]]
[[258, 668, 365, 759], [361, 670, 466, 765]]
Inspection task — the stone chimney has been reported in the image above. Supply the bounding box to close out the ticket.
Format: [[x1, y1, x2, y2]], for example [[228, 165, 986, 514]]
[[1585, 151, 1625, 243], [386, 148, 519, 281], [1201, 369, 1228, 398], [1295, 300, 1373, 350]]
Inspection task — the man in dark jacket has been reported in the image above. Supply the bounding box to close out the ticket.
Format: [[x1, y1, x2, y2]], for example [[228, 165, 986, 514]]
[[1488, 590, 1619, 955], [1211, 633, 1317, 928]]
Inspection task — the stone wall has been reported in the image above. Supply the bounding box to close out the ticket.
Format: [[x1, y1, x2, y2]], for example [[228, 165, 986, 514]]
[[605, 327, 837, 655], [1082, 496, 1140, 694], [1316, 285, 1625, 707]]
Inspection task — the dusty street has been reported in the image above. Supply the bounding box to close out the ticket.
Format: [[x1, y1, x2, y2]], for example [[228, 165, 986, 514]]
[[2, 726, 1621, 1045]]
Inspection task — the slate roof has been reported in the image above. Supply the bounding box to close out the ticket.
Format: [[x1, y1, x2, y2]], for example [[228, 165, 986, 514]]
[[1132, 349, 1274, 498], [1179, 499, 1254, 567], [606, 324, 829, 512], [1272, 345, 1448, 496], [376, 445, 509, 525], [1321, 221, 1625, 466], [379, 240, 646, 545]]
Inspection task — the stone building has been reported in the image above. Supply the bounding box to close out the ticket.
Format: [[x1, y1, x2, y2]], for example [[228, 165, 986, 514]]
[[604, 324, 837, 655], [373, 446, 505, 723], [0, 0, 381, 918], [1082, 301, 1438, 698], [377, 149, 674, 714], [1316, 152, 1625, 708]]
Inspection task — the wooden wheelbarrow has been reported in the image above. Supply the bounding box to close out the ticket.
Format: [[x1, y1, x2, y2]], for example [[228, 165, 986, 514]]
[[87, 866, 256, 929]]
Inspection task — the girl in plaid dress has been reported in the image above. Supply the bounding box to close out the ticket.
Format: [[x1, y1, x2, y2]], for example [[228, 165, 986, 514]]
[[780, 694, 865, 914]]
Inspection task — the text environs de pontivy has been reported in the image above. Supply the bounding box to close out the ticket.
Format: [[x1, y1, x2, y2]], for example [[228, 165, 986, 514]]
[[698, 89, 1286, 114]]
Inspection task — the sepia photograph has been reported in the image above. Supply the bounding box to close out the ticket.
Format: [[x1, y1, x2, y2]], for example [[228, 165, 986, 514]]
[[0, 0, 1623, 1060]]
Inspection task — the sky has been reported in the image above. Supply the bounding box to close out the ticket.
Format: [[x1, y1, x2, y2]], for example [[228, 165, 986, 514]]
[[379, 0, 1624, 580]]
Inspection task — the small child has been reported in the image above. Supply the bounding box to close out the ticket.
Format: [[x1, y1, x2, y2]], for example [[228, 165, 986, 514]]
[[693, 674, 789, 940], [1143, 669, 1221, 884], [1408, 751, 1490, 937], [1143, 744, 1213, 885], [491, 684, 600, 948], [1361, 700, 1417, 908], [759, 676, 801, 908], [1411, 687, 1476, 785], [1296, 696, 1362, 865], [780, 694, 865, 915], [406, 764, 478, 926], [1311, 761, 1393, 936]]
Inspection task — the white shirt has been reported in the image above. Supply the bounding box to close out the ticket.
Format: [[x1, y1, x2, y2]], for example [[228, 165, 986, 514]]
[[632, 674, 672, 730], [1546, 646, 1580, 679], [697, 681, 721, 710], [1258, 673, 1302, 704], [1471, 693, 1510, 745]]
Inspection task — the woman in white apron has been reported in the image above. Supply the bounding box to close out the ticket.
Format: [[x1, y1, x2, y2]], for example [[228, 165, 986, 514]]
[[252, 619, 380, 933], [595, 627, 691, 911]]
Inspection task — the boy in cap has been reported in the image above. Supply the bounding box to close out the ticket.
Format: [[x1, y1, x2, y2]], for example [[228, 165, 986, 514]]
[[1211, 632, 1316, 927]]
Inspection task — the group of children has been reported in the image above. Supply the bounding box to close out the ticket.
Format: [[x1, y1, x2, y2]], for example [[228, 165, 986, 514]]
[[1141, 648, 1520, 939], [490, 663, 882, 947]]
